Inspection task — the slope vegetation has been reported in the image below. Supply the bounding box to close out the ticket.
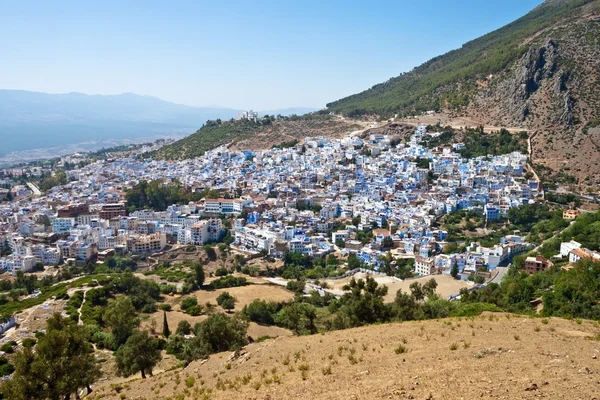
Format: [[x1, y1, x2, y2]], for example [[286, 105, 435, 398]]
[[153, 115, 360, 160], [93, 313, 600, 400], [326, 0, 599, 117], [327, 0, 600, 189]]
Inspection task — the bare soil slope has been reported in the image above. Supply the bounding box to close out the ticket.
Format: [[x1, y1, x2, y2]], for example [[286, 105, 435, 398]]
[[94, 313, 600, 400]]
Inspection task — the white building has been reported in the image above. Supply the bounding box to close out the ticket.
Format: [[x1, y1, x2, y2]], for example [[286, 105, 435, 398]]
[[52, 217, 74, 233], [331, 230, 349, 244], [204, 198, 245, 215], [234, 226, 277, 252], [0, 254, 36, 274], [126, 233, 166, 254], [414, 256, 435, 276], [560, 240, 581, 257], [185, 219, 224, 245]]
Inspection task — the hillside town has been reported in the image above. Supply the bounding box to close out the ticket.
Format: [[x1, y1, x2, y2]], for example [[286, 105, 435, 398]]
[[0, 125, 568, 284]]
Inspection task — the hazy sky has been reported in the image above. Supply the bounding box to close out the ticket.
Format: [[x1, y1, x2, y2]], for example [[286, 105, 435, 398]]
[[0, 0, 543, 110]]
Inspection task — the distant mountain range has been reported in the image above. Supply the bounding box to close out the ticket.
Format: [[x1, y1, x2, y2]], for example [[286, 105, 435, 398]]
[[0, 90, 317, 158]]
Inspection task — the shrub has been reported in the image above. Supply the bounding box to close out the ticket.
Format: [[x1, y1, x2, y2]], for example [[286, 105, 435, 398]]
[[22, 338, 36, 348], [180, 297, 198, 312], [194, 313, 248, 353], [176, 320, 192, 336], [187, 305, 202, 316], [286, 280, 306, 294], [0, 358, 14, 375], [242, 299, 277, 325], [185, 377, 195, 388], [159, 303, 172, 311], [395, 345, 407, 354], [298, 363, 309, 372], [0, 343, 15, 353], [209, 276, 247, 289], [449, 343, 458, 351]]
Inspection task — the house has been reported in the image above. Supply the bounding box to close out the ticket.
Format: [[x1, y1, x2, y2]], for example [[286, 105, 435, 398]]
[[414, 256, 435, 276], [52, 217, 74, 233], [99, 203, 127, 219], [126, 233, 166, 254], [0, 254, 36, 274], [560, 240, 581, 257], [568, 248, 600, 264], [373, 229, 391, 243], [185, 219, 224, 245], [484, 204, 500, 221], [524, 255, 552, 275], [562, 209, 580, 220], [331, 230, 349, 244]]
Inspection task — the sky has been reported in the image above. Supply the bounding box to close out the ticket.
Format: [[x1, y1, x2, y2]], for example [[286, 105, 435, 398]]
[[0, 0, 544, 110]]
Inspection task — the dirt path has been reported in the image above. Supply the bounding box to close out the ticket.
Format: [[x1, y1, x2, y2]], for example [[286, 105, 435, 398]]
[[77, 289, 90, 325], [396, 114, 529, 134]]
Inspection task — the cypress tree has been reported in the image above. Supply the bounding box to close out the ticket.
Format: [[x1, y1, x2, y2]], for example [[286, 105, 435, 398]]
[[451, 263, 459, 279], [162, 310, 170, 338]]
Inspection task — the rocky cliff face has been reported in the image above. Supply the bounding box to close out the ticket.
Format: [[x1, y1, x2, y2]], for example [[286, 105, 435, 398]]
[[467, 16, 600, 190]]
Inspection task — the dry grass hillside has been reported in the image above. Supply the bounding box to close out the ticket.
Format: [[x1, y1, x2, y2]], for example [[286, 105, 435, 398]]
[[93, 313, 600, 400], [153, 115, 362, 160]]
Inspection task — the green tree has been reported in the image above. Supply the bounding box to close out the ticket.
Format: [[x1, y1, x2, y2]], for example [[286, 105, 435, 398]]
[[286, 280, 306, 294], [391, 290, 424, 321], [193, 263, 205, 287], [204, 245, 217, 261], [382, 237, 394, 249], [103, 297, 140, 347], [275, 302, 317, 335], [409, 281, 425, 301], [176, 320, 192, 336], [162, 310, 170, 338], [450, 263, 459, 279], [443, 243, 459, 254], [333, 277, 389, 328], [194, 313, 248, 353], [115, 331, 162, 379], [180, 296, 198, 312], [242, 299, 276, 325], [220, 297, 236, 313], [347, 253, 362, 269], [1, 314, 100, 400], [216, 292, 236, 313]]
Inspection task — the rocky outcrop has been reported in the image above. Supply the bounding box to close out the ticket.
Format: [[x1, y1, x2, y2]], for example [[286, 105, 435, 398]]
[[509, 40, 559, 123]]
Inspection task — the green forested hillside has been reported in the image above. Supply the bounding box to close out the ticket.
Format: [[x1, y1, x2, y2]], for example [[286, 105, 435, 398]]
[[153, 118, 268, 159], [326, 0, 599, 117], [153, 114, 357, 160]]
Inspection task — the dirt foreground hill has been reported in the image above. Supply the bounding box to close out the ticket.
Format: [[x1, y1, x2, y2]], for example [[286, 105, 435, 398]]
[[93, 313, 600, 400]]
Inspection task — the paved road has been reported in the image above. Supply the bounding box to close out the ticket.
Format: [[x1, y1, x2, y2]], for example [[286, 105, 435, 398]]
[[489, 266, 508, 284], [26, 182, 42, 196]]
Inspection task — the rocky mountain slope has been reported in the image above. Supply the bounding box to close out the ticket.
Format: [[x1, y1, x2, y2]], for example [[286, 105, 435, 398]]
[[327, 0, 600, 190], [93, 313, 600, 400]]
